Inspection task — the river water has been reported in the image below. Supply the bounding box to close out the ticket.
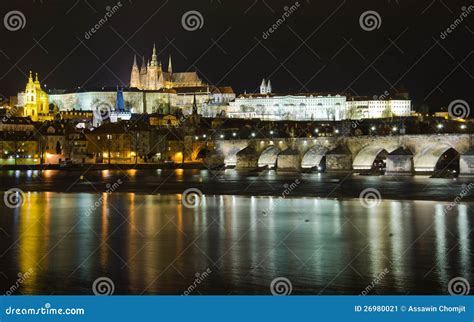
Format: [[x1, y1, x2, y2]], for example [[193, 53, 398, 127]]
[[0, 188, 472, 295]]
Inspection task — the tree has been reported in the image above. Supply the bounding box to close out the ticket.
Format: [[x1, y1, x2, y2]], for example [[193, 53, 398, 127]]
[[130, 132, 140, 164], [55, 141, 62, 155], [38, 136, 47, 165], [64, 137, 75, 160], [346, 106, 360, 119], [106, 136, 112, 164]]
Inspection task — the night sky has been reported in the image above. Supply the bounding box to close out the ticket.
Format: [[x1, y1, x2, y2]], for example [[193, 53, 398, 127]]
[[0, 0, 472, 112]]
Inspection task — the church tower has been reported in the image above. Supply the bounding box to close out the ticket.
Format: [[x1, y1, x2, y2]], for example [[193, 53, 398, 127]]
[[146, 44, 160, 90], [130, 55, 140, 88], [22, 71, 49, 121], [260, 78, 267, 94], [266, 79, 272, 94]]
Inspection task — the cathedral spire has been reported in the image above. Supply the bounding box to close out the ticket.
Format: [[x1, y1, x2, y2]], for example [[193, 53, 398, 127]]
[[130, 55, 141, 88], [151, 43, 158, 66], [28, 71, 33, 83], [168, 54, 173, 74]]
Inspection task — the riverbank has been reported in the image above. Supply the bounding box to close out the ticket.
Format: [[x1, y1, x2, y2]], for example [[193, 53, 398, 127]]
[[0, 162, 207, 171], [0, 169, 472, 202]]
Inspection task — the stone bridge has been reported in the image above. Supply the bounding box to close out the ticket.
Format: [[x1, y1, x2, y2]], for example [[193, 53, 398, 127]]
[[204, 134, 474, 175]]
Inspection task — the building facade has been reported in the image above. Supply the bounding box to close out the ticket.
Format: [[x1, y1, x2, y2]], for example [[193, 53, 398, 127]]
[[227, 81, 411, 121], [130, 45, 202, 90], [227, 93, 348, 121], [17, 71, 52, 122], [48, 87, 234, 118]]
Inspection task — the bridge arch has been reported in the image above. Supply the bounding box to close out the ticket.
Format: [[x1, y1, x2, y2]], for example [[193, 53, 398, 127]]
[[352, 145, 398, 170], [258, 146, 280, 168], [224, 148, 243, 167], [414, 143, 460, 173], [301, 145, 329, 170]]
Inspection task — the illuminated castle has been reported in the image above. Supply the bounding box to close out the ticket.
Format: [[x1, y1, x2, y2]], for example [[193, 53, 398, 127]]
[[130, 44, 203, 90], [19, 71, 51, 122]]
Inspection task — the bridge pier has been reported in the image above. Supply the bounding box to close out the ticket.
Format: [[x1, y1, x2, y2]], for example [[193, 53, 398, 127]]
[[277, 148, 300, 171], [460, 147, 474, 176], [236, 147, 259, 169], [204, 152, 225, 169], [385, 147, 413, 175], [326, 146, 352, 172]]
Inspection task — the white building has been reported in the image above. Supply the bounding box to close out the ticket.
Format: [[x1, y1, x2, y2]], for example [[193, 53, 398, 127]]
[[227, 79, 411, 121], [228, 93, 347, 121], [345, 98, 411, 119], [48, 86, 234, 117]]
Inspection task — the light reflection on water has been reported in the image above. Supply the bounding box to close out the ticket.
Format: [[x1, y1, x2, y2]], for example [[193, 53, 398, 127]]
[[0, 192, 472, 295]]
